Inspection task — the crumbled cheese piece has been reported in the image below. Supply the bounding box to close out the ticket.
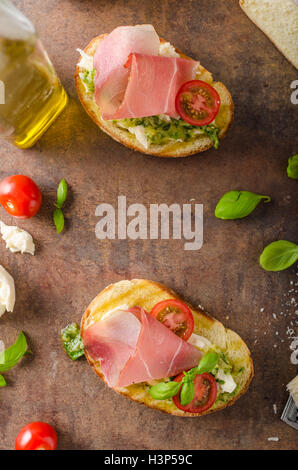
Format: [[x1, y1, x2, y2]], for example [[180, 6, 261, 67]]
[[159, 42, 179, 57], [127, 126, 149, 149], [0, 221, 35, 255], [0, 265, 15, 317], [287, 375, 298, 407], [188, 333, 211, 352], [273, 404, 277, 414], [216, 368, 237, 394], [76, 48, 94, 71], [267, 437, 279, 442]]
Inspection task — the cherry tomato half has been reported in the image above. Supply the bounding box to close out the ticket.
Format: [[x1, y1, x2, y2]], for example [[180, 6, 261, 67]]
[[172, 372, 217, 414], [175, 80, 221, 126], [15, 422, 57, 450], [150, 299, 194, 341], [0, 175, 42, 219]]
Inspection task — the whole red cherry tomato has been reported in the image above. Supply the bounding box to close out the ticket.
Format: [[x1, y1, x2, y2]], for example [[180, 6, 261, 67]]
[[15, 422, 57, 450], [0, 175, 42, 219]]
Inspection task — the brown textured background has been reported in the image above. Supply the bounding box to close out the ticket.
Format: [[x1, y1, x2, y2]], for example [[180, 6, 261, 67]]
[[0, 0, 297, 450]]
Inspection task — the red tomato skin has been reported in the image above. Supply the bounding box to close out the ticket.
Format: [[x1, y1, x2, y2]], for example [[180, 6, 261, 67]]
[[0, 175, 42, 219], [15, 422, 57, 450], [150, 299, 194, 341], [175, 80, 221, 127], [172, 372, 217, 414]]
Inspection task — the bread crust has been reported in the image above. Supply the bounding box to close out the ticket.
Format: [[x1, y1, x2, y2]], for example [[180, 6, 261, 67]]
[[239, 0, 298, 69], [75, 35, 234, 158], [81, 279, 253, 417]]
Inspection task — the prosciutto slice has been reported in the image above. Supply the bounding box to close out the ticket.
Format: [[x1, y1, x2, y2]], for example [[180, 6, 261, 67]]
[[93, 24, 198, 120], [94, 25, 160, 118], [111, 53, 198, 120], [83, 307, 202, 388], [83, 310, 141, 387]]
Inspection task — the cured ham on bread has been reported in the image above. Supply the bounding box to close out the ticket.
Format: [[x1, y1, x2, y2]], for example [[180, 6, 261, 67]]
[[75, 25, 234, 157], [110, 53, 198, 120], [83, 307, 201, 388], [81, 279, 253, 417]]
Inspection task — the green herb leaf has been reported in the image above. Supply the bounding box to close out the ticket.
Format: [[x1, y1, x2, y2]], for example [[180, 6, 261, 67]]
[[180, 381, 195, 406], [149, 381, 181, 400], [202, 124, 220, 149], [287, 154, 298, 179], [197, 351, 219, 374], [56, 178, 68, 209], [61, 323, 84, 361], [215, 190, 271, 220], [53, 208, 64, 234], [0, 375, 6, 387], [260, 240, 298, 272], [0, 332, 28, 372]]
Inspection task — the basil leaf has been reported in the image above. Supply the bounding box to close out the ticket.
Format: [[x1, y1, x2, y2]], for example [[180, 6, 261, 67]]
[[56, 178, 68, 209], [215, 190, 271, 219], [0, 374, 6, 387], [53, 208, 64, 234], [0, 332, 28, 372], [287, 154, 298, 180], [260, 240, 298, 272], [61, 323, 84, 361], [197, 351, 219, 374], [180, 381, 195, 406], [149, 381, 181, 400]]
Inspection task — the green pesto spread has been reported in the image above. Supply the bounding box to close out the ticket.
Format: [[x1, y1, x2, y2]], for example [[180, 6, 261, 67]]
[[113, 116, 220, 149], [81, 69, 220, 149], [61, 323, 84, 361]]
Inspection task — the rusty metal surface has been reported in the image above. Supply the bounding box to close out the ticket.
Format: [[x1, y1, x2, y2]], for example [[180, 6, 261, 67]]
[[0, 0, 297, 450]]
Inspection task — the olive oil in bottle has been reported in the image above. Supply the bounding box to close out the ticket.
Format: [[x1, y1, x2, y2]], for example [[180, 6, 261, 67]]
[[0, 1, 68, 148]]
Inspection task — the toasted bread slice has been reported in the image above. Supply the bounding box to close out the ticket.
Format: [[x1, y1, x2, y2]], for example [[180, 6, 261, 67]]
[[239, 0, 298, 69], [75, 35, 234, 157], [81, 279, 253, 417]]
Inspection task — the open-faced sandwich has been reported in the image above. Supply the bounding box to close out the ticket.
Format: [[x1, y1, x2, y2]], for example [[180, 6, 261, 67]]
[[75, 25, 234, 157], [81, 279, 253, 416]]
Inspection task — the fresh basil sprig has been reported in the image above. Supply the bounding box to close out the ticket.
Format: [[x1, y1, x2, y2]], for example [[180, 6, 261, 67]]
[[287, 154, 298, 180], [61, 323, 84, 360], [53, 178, 68, 233], [260, 240, 298, 272], [215, 190, 271, 220], [149, 381, 181, 400], [180, 381, 195, 406], [196, 351, 219, 373], [0, 332, 29, 387], [149, 351, 219, 405]]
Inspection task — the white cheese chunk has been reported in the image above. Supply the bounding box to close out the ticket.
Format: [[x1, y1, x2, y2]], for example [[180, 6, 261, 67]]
[[0, 221, 35, 255], [127, 125, 149, 149], [0, 265, 15, 317], [188, 333, 212, 352], [76, 48, 94, 71], [216, 368, 237, 394], [159, 42, 179, 57]]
